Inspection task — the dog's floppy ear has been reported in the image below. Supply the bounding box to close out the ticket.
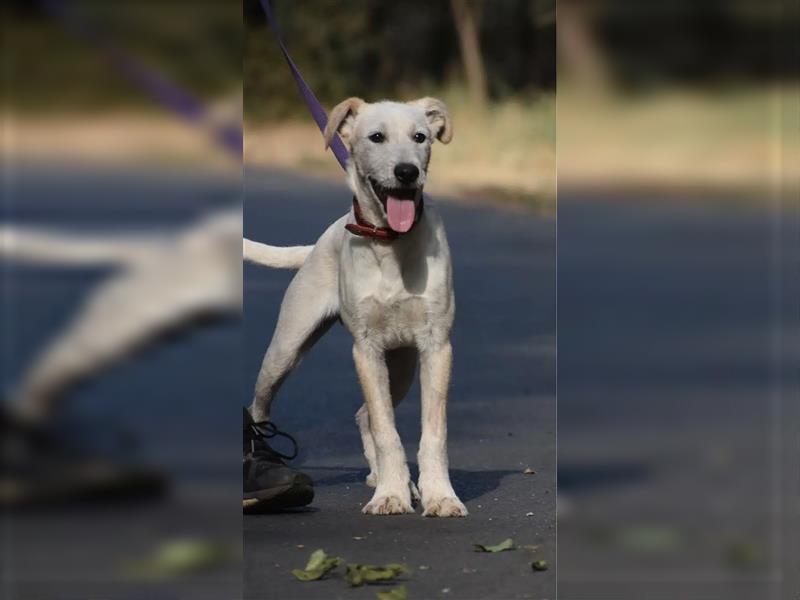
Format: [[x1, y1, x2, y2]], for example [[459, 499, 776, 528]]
[[324, 97, 364, 149], [408, 97, 453, 144]]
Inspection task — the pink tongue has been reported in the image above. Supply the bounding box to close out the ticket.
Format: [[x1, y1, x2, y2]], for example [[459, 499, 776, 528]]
[[386, 196, 416, 233]]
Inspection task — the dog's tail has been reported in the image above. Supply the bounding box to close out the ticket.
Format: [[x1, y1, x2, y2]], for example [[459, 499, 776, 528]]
[[243, 238, 313, 269]]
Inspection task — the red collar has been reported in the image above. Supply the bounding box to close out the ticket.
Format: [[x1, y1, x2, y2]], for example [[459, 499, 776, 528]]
[[344, 196, 423, 241]]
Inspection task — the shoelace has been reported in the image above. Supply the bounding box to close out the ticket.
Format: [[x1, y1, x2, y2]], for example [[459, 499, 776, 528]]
[[247, 420, 299, 461]]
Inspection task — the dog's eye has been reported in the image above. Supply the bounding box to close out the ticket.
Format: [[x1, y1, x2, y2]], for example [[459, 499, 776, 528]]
[[413, 132, 427, 143], [368, 132, 385, 143]]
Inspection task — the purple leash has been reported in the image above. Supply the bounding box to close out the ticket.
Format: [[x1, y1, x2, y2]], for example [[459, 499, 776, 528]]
[[258, 0, 350, 171]]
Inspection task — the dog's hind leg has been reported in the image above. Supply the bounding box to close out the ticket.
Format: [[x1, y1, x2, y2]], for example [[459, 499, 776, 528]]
[[357, 347, 417, 492], [250, 249, 339, 422], [356, 405, 378, 486]]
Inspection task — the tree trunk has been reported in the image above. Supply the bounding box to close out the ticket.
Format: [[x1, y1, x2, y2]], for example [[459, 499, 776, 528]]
[[450, 0, 488, 109], [558, 2, 610, 91]]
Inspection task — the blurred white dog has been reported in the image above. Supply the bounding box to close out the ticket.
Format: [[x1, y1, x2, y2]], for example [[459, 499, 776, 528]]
[[1, 208, 242, 420]]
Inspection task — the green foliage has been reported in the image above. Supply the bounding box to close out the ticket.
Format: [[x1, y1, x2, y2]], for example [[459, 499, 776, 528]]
[[4, 1, 241, 112], [5, 0, 555, 115], [244, 0, 555, 121]]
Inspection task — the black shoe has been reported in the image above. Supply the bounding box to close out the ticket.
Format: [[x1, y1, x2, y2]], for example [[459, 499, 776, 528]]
[[1, 406, 167, 508], [243, 408, 313, 512]]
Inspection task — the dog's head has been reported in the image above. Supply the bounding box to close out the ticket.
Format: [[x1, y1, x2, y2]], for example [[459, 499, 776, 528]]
[[324, 97, 452, 233]]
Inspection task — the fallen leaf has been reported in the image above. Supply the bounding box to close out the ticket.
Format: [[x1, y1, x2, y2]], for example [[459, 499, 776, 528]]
[[618, 527, 682, 551], [124, 538, 234, 578], [376, 585, 407, 600], [724, 540, 765, 568], [523, 468, 536, 475], [531, 559, 548, 571], [345, 563, 407, 587], [473, 538, 515, 553], [291, 549, 342, 581]]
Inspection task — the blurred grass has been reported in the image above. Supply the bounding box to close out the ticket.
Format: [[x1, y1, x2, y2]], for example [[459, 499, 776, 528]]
[[7, 85, 791, 208], [559, 84, 797, 198]]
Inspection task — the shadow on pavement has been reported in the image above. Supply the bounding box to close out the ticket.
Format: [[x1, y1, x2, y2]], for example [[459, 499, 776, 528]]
[[558, 462, 653, 494], [451, 468, 522, 502], [303, 464, 520, 503]]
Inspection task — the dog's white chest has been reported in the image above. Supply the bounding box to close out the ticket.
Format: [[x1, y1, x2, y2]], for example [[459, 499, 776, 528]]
[[362, 293, 428, 347], [340, 242, 451, 350], [352, 256, 425, 347], [374, 250, 422, 304]]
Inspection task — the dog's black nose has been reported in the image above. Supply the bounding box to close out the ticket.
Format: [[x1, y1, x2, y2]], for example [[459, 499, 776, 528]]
[[394, 163, 419, 185]]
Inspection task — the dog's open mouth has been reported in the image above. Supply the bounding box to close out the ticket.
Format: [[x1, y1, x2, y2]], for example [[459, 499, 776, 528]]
[[370, 179, 421, 233]]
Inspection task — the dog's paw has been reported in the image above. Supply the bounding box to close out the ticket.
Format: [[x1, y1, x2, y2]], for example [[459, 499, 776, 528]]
[[362, 493, 414, 515], [365, 472, 377, 487], [422, 496, 468, 518]]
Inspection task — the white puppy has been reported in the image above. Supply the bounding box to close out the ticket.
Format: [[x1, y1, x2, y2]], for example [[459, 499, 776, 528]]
[[245, 97, 466, 517]]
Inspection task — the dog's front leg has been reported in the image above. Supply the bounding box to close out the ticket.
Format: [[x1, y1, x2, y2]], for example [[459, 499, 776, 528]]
[[418, 342, 467, 517], [353, 343, 413, 515]]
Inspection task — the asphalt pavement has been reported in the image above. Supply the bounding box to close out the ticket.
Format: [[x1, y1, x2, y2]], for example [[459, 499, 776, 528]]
[[4, 163, 791, 600], [243, 168, 557, 600], [557, 191, 797, 600]]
